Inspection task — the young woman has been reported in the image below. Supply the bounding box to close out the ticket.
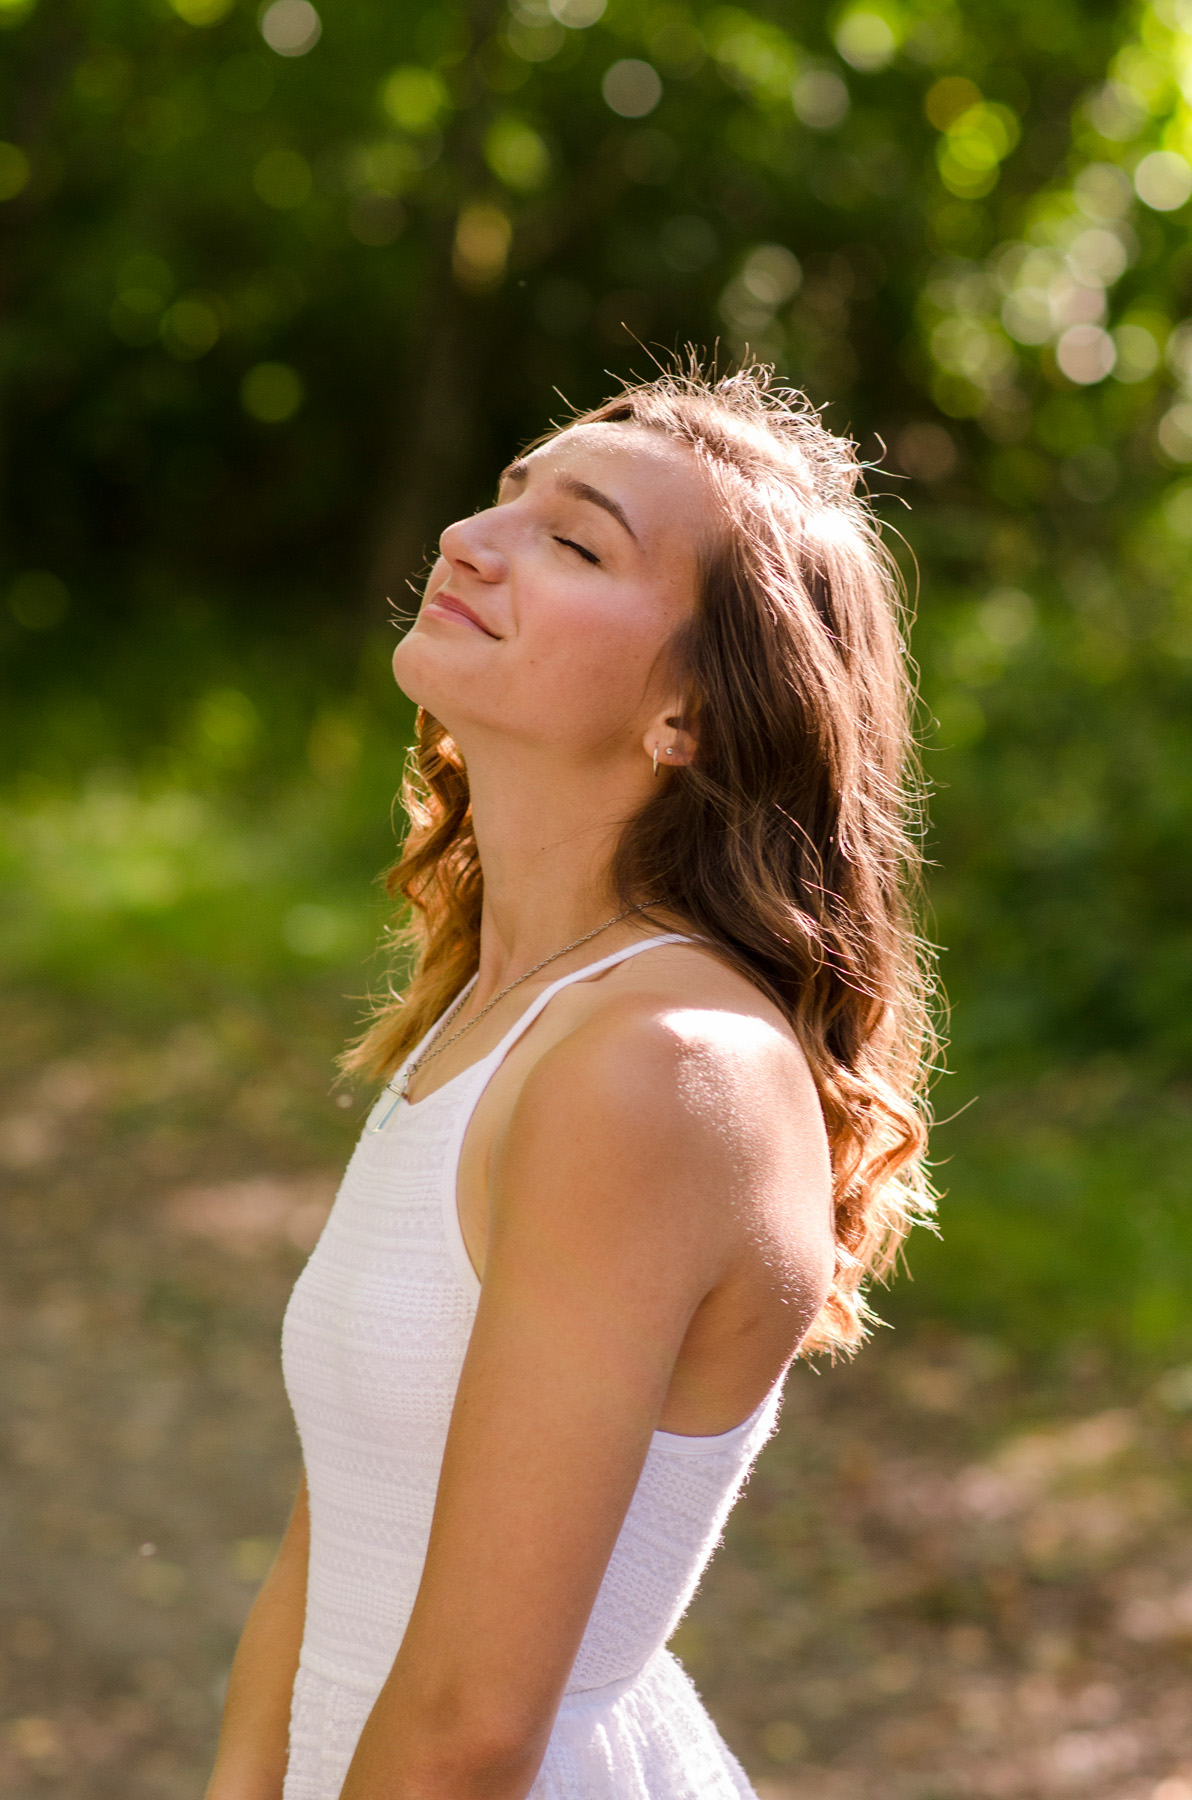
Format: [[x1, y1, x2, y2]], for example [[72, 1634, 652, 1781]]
[[205, 367, 933, 1800]]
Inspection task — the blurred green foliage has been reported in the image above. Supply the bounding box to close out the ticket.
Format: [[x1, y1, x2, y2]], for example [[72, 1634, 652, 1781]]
[[2, 0, 1191, 1353]]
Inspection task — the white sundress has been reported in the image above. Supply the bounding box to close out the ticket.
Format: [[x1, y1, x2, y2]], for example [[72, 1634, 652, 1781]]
[[280, 936, 780, 1799]]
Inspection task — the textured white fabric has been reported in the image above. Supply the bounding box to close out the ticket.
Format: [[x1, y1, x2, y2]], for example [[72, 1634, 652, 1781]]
[[281, 938, 779, 1799]]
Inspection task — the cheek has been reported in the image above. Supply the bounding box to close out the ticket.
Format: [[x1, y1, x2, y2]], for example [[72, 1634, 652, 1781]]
[[533, 573, 675, 674], [520, 599, 667, 721]]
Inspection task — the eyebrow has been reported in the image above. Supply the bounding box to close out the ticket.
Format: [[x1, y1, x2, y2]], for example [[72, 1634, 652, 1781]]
[[500, 459, 638, 543]]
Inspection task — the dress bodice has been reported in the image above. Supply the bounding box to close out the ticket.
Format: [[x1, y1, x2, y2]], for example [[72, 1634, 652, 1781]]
[[280, 937, 777, 1798]]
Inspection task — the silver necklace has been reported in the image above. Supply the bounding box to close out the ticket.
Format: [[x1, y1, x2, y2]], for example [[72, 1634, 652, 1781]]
[[371, 907, 642, 1129]]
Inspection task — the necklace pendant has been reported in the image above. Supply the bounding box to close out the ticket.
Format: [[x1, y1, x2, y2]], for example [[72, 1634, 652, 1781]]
[[369, 1081, 406, 1133]]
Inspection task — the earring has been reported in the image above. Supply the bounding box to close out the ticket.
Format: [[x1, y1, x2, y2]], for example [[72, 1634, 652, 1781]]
[[665, 747, 674, 758], [652, 746, 659, 777]]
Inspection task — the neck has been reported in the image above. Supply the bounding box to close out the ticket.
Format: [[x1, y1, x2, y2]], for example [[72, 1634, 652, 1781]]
[[460, 738, 654, 1002]]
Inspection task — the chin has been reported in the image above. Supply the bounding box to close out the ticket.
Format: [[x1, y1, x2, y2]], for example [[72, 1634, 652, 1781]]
[[392, 631, 476, 734], [391, 629, 437, 708]]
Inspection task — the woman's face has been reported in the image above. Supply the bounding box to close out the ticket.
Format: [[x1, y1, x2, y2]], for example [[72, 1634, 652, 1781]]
[[393, 423, 708, 770]]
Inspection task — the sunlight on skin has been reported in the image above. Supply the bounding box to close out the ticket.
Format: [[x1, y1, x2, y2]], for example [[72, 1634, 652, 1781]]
[[393, 424, 709, 784]]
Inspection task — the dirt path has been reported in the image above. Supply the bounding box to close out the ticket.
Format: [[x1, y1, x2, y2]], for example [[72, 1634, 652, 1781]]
[[1, 998, 1189, 1799]]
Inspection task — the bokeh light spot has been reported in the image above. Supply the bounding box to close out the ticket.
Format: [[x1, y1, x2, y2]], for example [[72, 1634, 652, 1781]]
[[453, 204, 511, 290], [0, 141, 30, 199], [484, 117, 551, 191], [506, 11, 565, 63], [169, 0, 235, 25], [1084, 81, 1147, 143], [194, 688, 261, 763], [252, 149, 313, 209], [1060, 445, 1118, 503], [791, 68, 849, 129], [833, 8, 900, 73], [1158, 403, 1192, 462], [283, 903, 346, 957], [161, 297, 222, 360], [1056, 324, 1116, 385], [762, 1719, 807, 1764], [741, 243, 801, 305], [380, 66, 449, 133], [1112, 322, 1160, 383], [895, 421, 959, 483], [548, 0, 605, 23], [1133, 150, 1192, 213], [602, 60, 662, 118], [8, 572, 69, 631], [1073, 161, 1134, 221], [240, 363, 304, 422], [925, 76, 982, 131], [259, 0, 321, 58]]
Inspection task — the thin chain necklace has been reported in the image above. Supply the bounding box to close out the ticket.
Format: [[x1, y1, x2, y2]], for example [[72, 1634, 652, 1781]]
[[371, 907, 643, 1130]]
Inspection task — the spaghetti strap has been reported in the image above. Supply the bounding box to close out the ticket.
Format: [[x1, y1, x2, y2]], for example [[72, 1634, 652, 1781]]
[[369, 934, 694, 1134], [436, 934, 693, 1296], [473, 933, 694, 1076]]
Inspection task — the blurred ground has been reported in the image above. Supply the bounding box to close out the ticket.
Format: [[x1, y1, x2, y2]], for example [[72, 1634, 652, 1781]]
[[1, 992, 1190, 1800]]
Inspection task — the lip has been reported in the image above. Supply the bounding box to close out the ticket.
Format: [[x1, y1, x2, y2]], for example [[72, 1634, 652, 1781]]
[[422, 591, 500, 638]]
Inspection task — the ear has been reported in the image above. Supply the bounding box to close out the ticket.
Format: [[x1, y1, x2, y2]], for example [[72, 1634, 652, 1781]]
[[642, 705, 698, 771]]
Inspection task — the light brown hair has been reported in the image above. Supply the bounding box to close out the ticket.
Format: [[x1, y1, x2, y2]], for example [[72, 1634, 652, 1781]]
[[347, 365, 937, 1356]]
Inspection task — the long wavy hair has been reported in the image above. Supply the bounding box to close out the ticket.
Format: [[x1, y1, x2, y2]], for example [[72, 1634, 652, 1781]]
[[346, 365, 937, 1357]]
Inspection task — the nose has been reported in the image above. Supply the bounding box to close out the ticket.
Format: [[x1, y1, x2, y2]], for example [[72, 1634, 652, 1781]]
[[438, 509, 507, 584]]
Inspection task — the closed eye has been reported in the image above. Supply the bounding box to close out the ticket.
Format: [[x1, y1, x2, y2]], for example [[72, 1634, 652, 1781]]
[[553, 535, 601, 566]]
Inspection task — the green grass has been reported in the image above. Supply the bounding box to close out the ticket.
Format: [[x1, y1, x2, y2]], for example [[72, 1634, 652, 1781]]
[[0, 656, 415, 1009], [886, 1067, 1192, 1359], [0, 769, 380, 1000]]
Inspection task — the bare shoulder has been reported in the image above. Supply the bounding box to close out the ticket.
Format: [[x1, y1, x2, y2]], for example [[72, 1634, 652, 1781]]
[[491, 939, 835, 1336], [511, 940, 829, 1187]]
